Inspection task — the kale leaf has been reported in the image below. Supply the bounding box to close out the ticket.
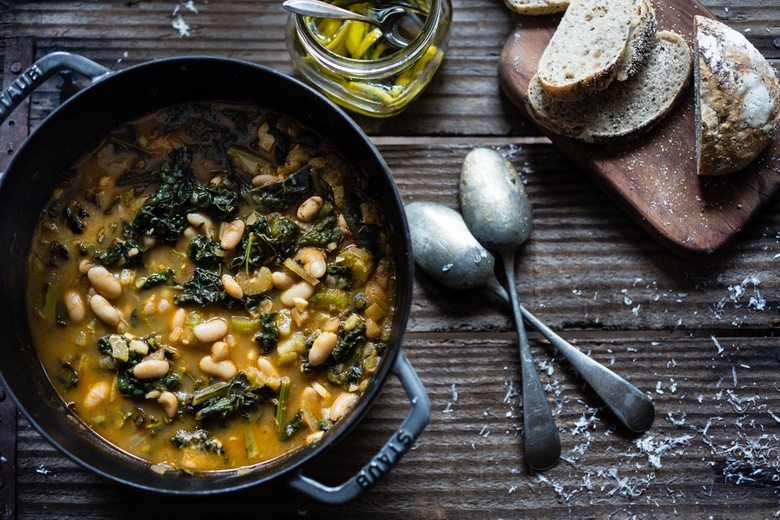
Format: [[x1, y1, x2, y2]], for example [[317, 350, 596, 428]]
[[94, 238, 145, 268], [230, 214, 300, 271], [331, 322, 367, 361], [187, 234, 226, 269], [254, 165, 314, 213], [253, 313, 279, 353], [64, 200, 90, 234], [132, 147, 241, 245], [132, 147, 196, 244], [340, 189, 381, 254], [298, 214, 341, 247], [190, 373, 274, 422], [279, 410, 304, 441], [141, 268, 175, 289], [174, 268, 227, 307], [170, 429, 224, 455]]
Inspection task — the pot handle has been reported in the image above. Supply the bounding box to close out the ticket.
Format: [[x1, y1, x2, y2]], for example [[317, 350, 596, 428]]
[[0, 51, 111, 124], [286, 351, 430, 505]]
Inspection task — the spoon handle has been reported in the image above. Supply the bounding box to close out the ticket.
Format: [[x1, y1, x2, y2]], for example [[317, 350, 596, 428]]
[[488, 278, 655, 433], [282, 0, 376, 25], [519, 309, 655, 433], [500, 252, 561, 472]]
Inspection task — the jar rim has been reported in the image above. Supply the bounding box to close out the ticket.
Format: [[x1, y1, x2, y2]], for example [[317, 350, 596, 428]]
[[291, 0, 443, 78]]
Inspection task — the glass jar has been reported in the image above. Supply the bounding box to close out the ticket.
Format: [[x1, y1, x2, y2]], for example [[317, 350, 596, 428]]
[[285, 0, 452, 117]]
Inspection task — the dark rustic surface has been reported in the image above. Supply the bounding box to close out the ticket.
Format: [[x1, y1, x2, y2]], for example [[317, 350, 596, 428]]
[[1, 0, 780, 518]]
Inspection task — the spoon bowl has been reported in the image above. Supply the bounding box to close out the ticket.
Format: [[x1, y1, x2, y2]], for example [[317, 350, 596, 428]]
[[405, 201, 502, 293], [282, 0, 424, 48]]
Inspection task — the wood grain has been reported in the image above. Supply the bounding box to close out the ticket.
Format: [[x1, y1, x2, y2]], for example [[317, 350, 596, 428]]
[[2, 1, 780, 518], [498, 1, 780, 257]]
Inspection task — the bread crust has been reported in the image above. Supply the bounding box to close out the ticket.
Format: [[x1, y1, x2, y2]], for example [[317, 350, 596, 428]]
[[525, 31, 692, 143], [615, 0, 656, 81], [694, 16, 780, 176]]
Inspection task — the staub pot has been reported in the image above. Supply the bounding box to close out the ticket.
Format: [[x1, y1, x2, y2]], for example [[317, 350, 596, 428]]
[[0, 53, 428, 503]]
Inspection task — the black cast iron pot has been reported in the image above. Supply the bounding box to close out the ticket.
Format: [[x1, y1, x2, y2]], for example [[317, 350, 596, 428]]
[[0, 52, 428, 504]]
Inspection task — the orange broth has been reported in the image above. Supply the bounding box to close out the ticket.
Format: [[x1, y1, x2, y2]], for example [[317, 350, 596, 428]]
[[25, 102, 396, 473]]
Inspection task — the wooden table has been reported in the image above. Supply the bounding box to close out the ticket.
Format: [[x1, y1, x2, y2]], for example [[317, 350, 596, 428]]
[[1, 1, 780, 518]]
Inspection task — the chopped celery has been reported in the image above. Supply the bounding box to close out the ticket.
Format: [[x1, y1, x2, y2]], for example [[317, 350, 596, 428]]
[[337, 246, 374, 286], [310, 288, 351, 312], [231, 316, 260, 334], [275, 376, 291, 433], [245, 427, 259, 459], [227, 146, 273, 176], [235, 266, 273, 295], [43, 281, 60, 324]]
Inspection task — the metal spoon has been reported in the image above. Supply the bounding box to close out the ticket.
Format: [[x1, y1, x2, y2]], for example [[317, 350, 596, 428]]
[[405, 201, 655, 436], [282, 0, 424, 48], [456, 148, 561, 471]]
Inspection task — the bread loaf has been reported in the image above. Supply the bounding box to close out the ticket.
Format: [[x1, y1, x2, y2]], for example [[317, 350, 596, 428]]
[[694, 16, 780, 176], [535, 0, 657, 101], [525, 30, 692, 143]]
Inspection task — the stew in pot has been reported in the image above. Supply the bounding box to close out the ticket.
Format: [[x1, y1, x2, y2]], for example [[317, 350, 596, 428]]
[[25, 101, 397, 473]]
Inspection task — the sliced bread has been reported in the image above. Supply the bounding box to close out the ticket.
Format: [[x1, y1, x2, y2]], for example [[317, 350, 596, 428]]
[[694, 16, 780, 176], [535, 0, 657, 101], [525, 30, 692, 143], [503, 0, 569, 16]]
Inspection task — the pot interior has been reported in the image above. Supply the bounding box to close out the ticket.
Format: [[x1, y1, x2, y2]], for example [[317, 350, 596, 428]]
[[0, 56, 412, 494]]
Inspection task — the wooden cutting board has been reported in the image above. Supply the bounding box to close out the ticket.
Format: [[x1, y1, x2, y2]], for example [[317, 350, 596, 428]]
[[498, 1, 780, 257]]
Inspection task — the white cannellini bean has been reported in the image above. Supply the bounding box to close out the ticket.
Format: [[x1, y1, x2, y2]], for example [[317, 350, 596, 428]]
[[308, 331, 338, 366], [90, 294, 121, 326], [133, 359, 170, 379], [78, 258, 95, 274], [297, 195, 324, 222], [170, 307, 187, 329], [199, 355, 237, 380], [193, 318, 228, 343], [330, 392, 358, 421], [257, 356, 280, 379], [156, 298, 171, 313], [84, 381, 111, 408], [186, 212, 214, 232], [251, 173, 279, 187], [295, 247, 327, 279], [157, 391, 178, 418], [271, 271, 295, 290], [280, 281, 315, 307], [301, 386, 321, 431], [221, 273, 244, 300], [365, 318, 382, 340], [87, 265, 122, 299], [220, 219, 245, 250], [211, 341, 230, 362], [63, 290, 86, 322]]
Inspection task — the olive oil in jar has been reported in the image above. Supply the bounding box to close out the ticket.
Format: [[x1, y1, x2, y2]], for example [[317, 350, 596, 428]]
[[285, 0, 451, 117]]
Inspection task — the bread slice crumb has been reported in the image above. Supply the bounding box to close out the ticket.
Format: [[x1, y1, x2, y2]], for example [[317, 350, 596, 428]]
[[525, 30, 692, 143], [503, 0, 569, 15], [535, 0, 657, 101]]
